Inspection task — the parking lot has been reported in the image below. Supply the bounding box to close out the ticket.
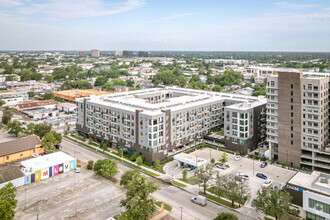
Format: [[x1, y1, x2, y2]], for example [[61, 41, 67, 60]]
[[15, 166, 125, 220], [166, 147, 297, 207]]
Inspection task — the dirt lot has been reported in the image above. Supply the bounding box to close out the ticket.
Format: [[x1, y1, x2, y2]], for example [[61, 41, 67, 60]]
[[15, 166, 125, 220]]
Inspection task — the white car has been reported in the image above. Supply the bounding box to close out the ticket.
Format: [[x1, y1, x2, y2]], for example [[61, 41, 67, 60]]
[[76, 168, 81, 173], [262, 180, 273, 188], [235, 156, 242, 161]]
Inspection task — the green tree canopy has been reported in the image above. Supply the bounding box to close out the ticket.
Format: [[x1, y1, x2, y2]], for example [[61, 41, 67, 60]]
[[7, 119, 23, 137], [33, 124, 51, 139], [117, 170, 159, 220], [0, 99, 6, 107], [94, 76, 108, 86], [42, 132, 58, 152], [2, 110, 12, 125], [214, 212, 238, 220], [93, 159, 119, 180], [0, 182, 17, 220], [194, 163, 216, 194], [252, 187, 292, 220]]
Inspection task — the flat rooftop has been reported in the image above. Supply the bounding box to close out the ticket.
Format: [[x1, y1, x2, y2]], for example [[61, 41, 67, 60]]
[[173, 153, 206, 167], [288, 171, 330, 196], [21, 152, 76, 173], [81, 87, 266, 115]]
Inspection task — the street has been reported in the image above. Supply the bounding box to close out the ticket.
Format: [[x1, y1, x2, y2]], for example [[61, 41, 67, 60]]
[[61, 138, 257, 220]]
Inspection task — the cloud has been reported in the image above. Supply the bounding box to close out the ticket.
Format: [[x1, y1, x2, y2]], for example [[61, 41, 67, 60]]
[[274, 2, 319, 10], [150, 13, 193, 23], [16, 0, 145, 19], [0, 0, 22, 6]]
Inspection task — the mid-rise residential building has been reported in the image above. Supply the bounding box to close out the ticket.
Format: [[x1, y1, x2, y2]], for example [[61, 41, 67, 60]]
[[123, 50, 133, 57], [267, 71, 330, 173], [115, 50, 123, 56], [285, 171, 330, 220], [91, 49, 100, 57], [76, 87, 266, 162]]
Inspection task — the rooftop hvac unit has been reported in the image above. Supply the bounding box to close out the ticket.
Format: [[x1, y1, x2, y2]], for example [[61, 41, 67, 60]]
[[320, 177, 328, 183]]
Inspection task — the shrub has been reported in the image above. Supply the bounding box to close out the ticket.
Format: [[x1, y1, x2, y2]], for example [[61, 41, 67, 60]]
[[248, 154, 253, 159], [281, 162, 285, 168], [87, 160, 94, 170], [129, 153, 138, 161]]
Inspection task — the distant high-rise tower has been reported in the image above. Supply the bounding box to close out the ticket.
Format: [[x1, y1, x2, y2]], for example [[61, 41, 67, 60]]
[[115, 50, 124, 56], [79, 51, 85, 56], [91, 49, 100, 57], [138, 51, 149, 57]]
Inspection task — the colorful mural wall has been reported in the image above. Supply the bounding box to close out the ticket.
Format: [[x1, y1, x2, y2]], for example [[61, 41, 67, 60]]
[[24, 159, 76, 185]]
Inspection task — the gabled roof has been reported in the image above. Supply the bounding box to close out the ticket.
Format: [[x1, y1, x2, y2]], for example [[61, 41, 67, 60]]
[[16, 100, 56, 109], [0, 166, 25, 184], [0, 135, 41, 157]]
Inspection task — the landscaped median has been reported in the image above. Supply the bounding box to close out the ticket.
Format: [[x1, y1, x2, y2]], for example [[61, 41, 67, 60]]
[[171, 180, 187, 187], [63, 136, 160, 178], [198, 192, 240, 209], [155, 201, 172, 211]]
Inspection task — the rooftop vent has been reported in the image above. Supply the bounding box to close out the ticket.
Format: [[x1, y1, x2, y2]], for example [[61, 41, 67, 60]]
[[320, 177, 328, 184]]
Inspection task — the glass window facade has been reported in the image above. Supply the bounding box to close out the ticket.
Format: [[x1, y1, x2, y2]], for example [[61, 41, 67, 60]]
[[309, 198, 330, 215]]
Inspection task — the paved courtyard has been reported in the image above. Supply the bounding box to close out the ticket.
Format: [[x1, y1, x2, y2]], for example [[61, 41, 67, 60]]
[[165, 147, 297, 207]]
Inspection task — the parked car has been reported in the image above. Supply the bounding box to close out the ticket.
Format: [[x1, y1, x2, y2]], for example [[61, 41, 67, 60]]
[[32, 154, 40, 158], [235, 156, 242, 161], [236, 173, 249, 181], [256, 173, 267, 179], [76, 168, 81, 173], [262, 180, 273, 187], [216, 164, 228, 170], [191, 195, 207, 206], [271, 185, 279, 190], [260, 161, 268, 168]]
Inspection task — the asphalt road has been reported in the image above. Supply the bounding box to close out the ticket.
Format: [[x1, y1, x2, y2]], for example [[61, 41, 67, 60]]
[[61, 139, 257, 220]]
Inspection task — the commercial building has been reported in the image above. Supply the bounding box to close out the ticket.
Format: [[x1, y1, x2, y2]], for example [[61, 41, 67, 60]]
[[0, 166, 25, 188], [123, 50, 133, 57], [91, 49, 100, 57], [76, 87, 266, 162], [138, 51, 149, 57], [13, 100, 57, 112], [173, 153, 206, 169], [115, 50, 124, 56], [0, 92, 29, 106], [285, 171, 330, 220], [21, 151, 76, 186], [266, 71, 330, 172], [0, 135, 44, 164], [53, 89, 116, 103]]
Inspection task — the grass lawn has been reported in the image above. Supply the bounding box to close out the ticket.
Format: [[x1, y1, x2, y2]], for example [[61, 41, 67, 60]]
[[217, 129, 224, 136], [155, 201, 172, 211], [171, 180, 187, 187], [207, 187, 247, 204], [178, 175, 197, 185], [198, 192, 240, 209], [142, 169, 160, 177]]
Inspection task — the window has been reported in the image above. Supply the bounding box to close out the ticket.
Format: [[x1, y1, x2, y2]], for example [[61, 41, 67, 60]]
[[291, 91, 293, 96], [291, 140, 293, 145], [291, 133, 293, 138], [309, 198, 330, 214], [6, 156, 9, 160], [291, 112, 294, 117], [291, 98, 293, 103], [291, 105, 293, 110], [291, 84, 293, 89]]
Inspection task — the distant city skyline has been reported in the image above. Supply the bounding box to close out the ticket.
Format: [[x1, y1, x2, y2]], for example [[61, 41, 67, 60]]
[[1, 0, 330, 52]]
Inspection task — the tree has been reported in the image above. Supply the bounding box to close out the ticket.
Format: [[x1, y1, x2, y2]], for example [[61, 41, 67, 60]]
[[94, 76, 108, 86], [112, 78, 126, 86], [102, 82, 115, 91], [43, 93, 54, 100], [0, 182, 17, 220], [117, 171, 159, 220], [214, 212, 238, 220], [2, 110, 12, 125], [214, 174, 250, 207], [118, 148, 123, 158], [88, 137, 93, 145], [23, 123, 35, 136], [252, 187, 292, 220], [182, 168, 188, 180], [211, 158, 215, 164], [7, 120, 23, 137], [219, 152, 228, 164], [154, 160, 161, 171], [212, 85, 222, 92], [27, 91, 35, 98], [93, 159, 119, 180], [33, 124, 51, 139], [250, 75, 255, 83], [120, 169, 140, 187], [0, 99, 5, 107], [136, 156, 143, 166], [42, 132, 58, 153], [50, 130, 62, 143], [87, 160, 94, 170], [201, 139, 205, 148], [126, 78, 135, 87], [194, 163, 216, 194], [101, 143, 107, 152]]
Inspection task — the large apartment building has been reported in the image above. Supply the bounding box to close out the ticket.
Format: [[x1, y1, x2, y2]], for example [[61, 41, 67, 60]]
[[76, 87, 266, 162], [267, 71, 330, 173]]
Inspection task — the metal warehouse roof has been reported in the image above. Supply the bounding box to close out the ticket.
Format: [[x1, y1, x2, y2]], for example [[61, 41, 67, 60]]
[[21, 151, 76, 173]]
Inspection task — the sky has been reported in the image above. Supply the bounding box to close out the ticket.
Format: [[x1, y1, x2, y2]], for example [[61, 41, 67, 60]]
[[0, 0, 330, 51]]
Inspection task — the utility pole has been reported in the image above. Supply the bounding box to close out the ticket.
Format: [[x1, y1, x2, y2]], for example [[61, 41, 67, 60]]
[[24, 185, 26, 210], [209, 148, 211, 161], [74, 143, 77, 217], [180, 207, 183, 220]]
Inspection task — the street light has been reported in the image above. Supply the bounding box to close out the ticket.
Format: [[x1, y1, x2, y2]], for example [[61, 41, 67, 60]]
[[180, 207, 183, 220]]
